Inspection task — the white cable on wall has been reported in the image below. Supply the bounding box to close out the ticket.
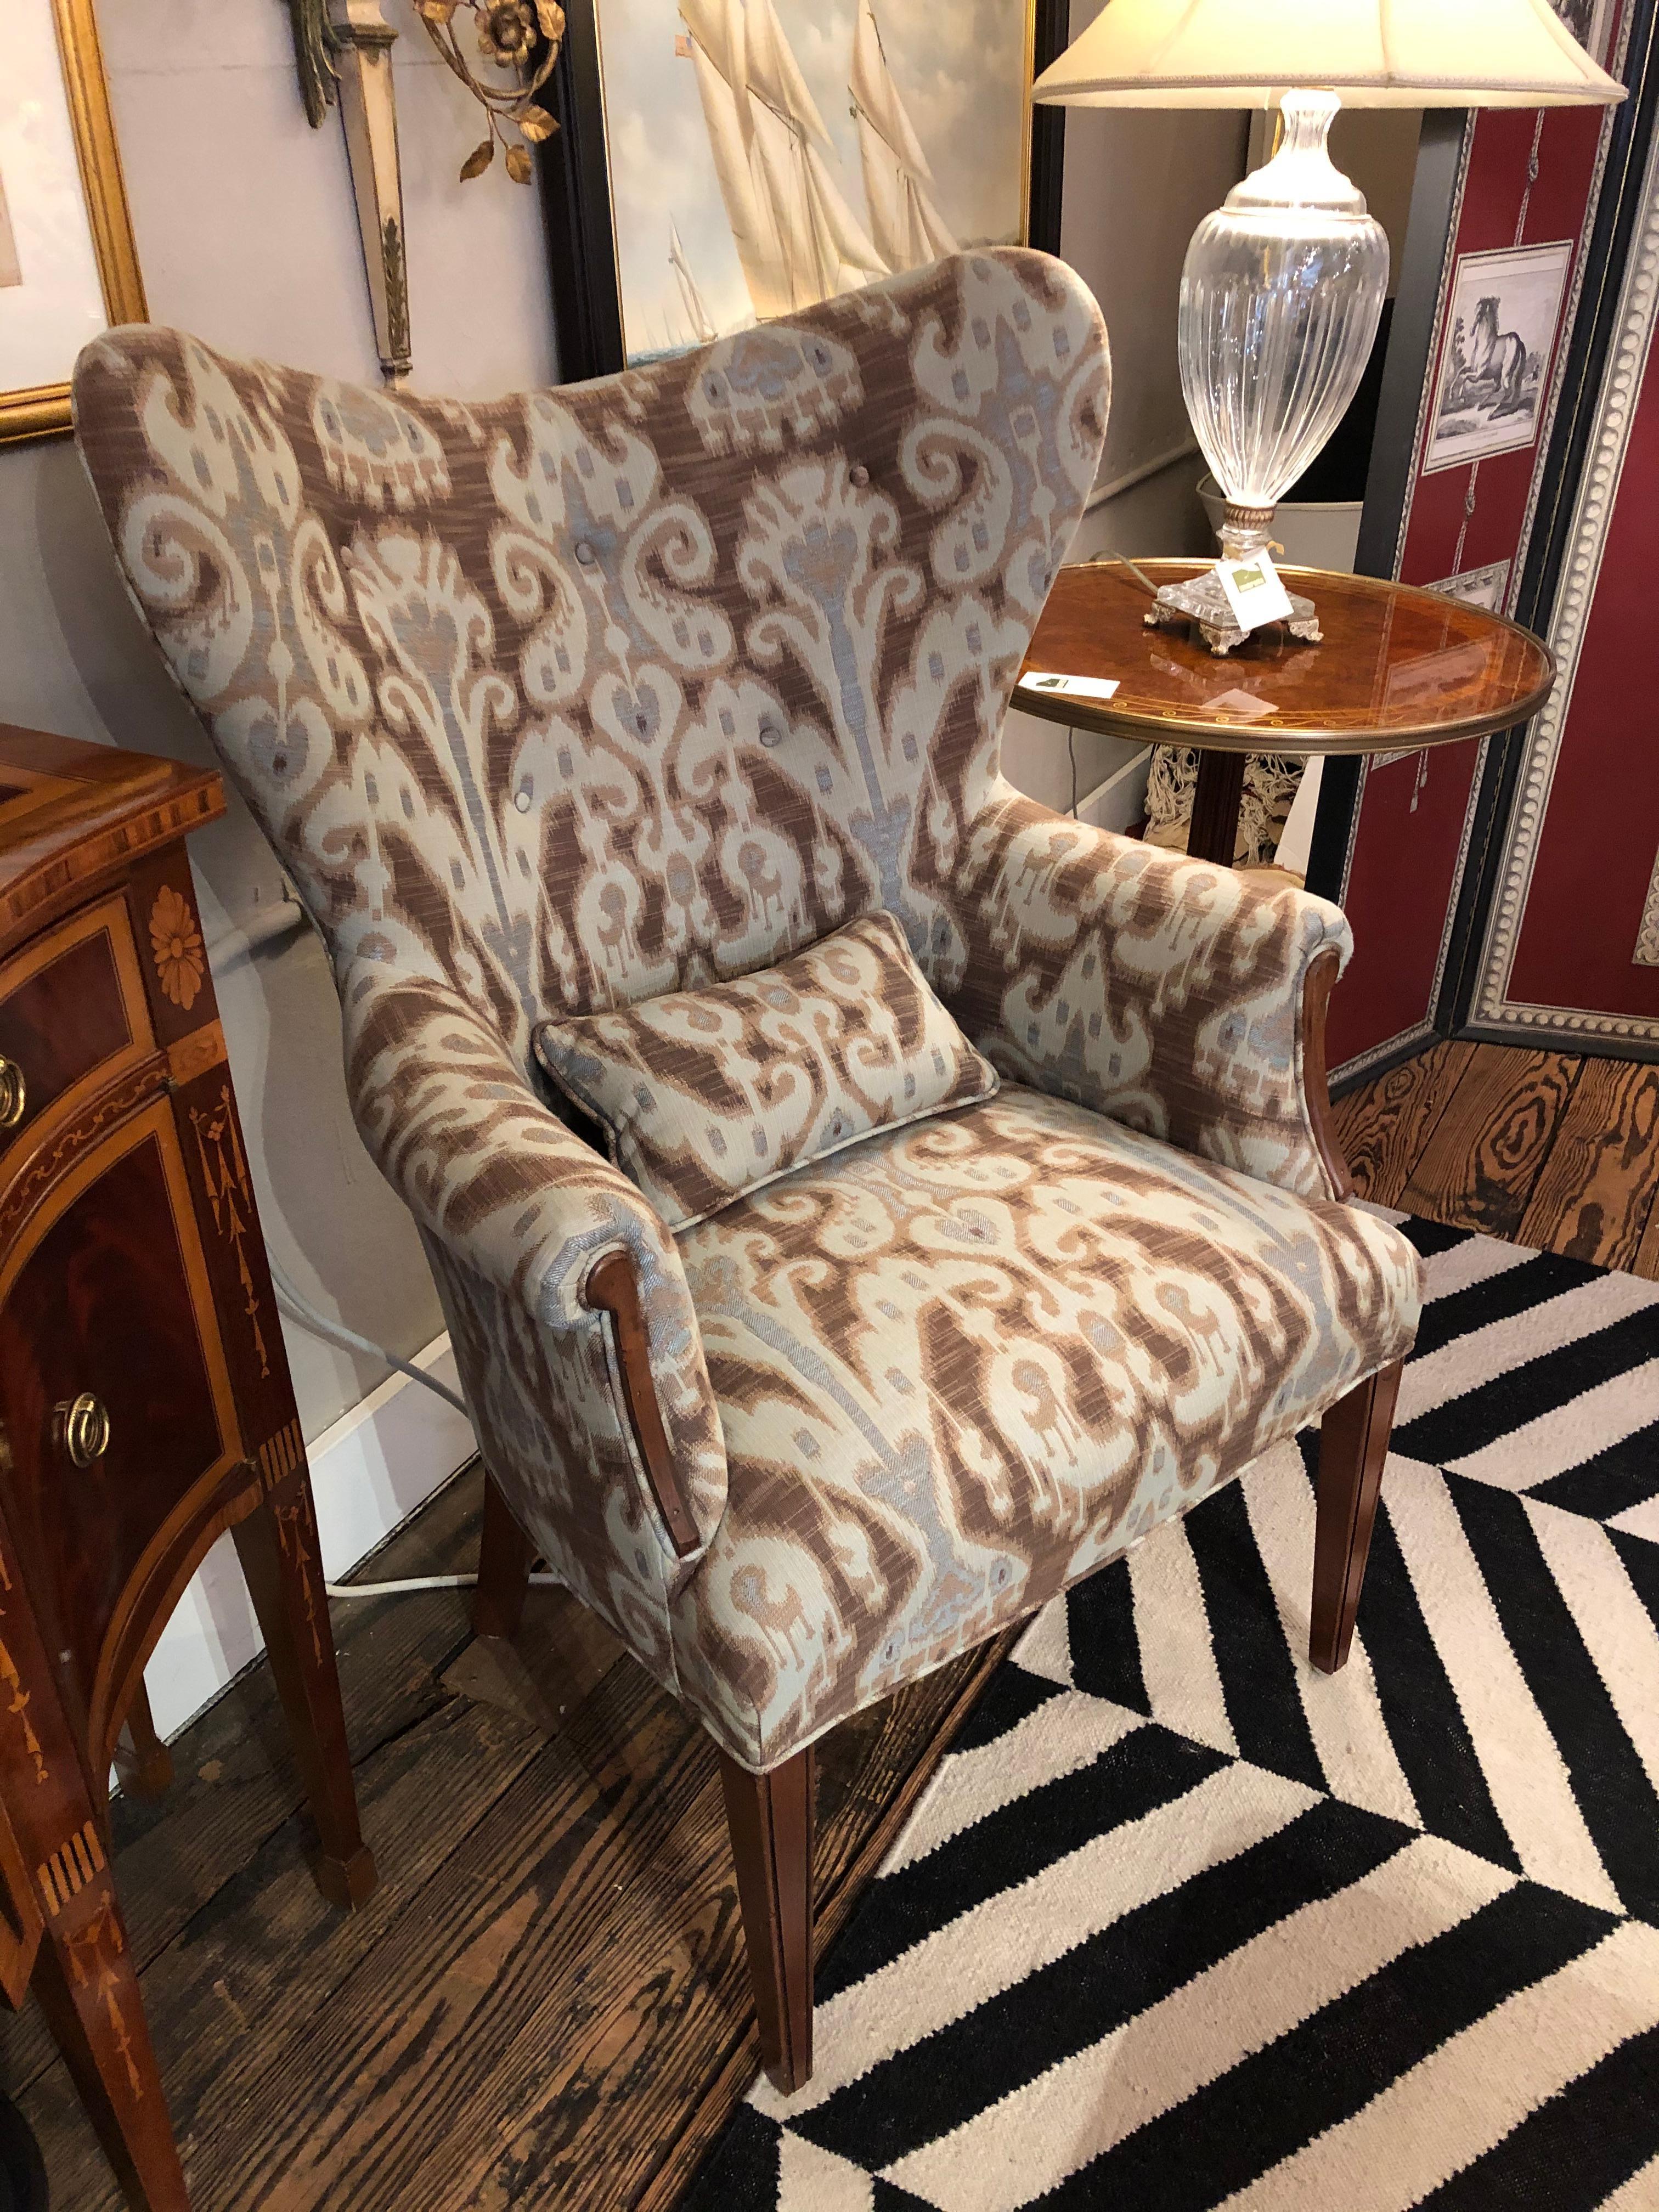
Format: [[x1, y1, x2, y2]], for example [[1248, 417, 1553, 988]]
[[267, 1251, 470, 1415], [212, 895, 513, 1604], [208, 894, 472, 1419]]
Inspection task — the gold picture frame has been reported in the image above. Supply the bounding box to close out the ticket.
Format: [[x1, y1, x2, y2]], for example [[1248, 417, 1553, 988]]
[[1, 0, 146, 446]]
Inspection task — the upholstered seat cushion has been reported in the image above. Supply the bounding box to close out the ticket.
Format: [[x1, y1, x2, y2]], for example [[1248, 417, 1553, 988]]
[[669, 1087, 1420, 1769], [532, 911, 998, 1231]]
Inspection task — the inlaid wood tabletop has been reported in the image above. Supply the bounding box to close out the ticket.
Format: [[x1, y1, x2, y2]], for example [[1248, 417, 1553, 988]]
[[1017, 561, 1556, 758]]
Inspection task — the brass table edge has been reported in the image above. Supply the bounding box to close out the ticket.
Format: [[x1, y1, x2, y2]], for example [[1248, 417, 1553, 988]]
[[1017, 562, 1557, 758]]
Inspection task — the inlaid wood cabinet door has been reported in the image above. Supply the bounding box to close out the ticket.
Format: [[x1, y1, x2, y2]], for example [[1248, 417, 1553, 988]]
[[0, 894, 154, 1155], [0, 1099, 244, 1770]]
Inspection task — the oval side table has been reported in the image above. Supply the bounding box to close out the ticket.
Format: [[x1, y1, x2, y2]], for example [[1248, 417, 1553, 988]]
[[1017, 560, 1556, 866]]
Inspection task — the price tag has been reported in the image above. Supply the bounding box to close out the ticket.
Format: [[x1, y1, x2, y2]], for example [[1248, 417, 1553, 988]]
[[1215, 551, 1294, 633], [1019, 670, 1121, 702]]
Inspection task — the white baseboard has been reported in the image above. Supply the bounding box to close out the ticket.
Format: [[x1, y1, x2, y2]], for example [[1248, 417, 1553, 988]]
[[141, 1334, 477, 1745]]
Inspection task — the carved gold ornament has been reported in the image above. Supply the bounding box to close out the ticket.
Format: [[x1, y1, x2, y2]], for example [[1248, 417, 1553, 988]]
[[415, 0, 564, 184], [148, 884, 205, 1011]]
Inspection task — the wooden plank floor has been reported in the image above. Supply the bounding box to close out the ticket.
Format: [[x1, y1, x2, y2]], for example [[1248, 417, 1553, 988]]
[[15, 1040, 1654, 2210], [1335, 1040, 1659, 1276], [6, 1468, 1009, 2210]]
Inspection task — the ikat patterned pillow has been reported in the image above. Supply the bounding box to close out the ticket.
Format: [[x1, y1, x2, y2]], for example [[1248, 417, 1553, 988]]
[[532, 911, 997, 1231]]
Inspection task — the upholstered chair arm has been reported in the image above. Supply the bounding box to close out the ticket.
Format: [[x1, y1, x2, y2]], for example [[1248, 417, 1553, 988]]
[[339, 964, 728, 1566], [951, 791, 1355, 1200]]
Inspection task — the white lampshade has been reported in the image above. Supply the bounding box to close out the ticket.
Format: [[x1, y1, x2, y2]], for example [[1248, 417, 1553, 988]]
[[1033, 0, 1626, 110]]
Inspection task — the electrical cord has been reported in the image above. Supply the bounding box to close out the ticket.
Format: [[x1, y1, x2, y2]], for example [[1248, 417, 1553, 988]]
[[267, 1252, 471, 1415], [323, 1571, 567, 1598], [210, 889, 471, 1419]]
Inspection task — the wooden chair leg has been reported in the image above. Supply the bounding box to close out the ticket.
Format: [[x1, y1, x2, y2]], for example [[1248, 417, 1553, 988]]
[[231, 1468, 377, 1911], [1311, 1358, 1404, 1675], [720, 1745, 815, 2095], [114, 1682, 173, 1802], [33, 1879, 188, 2211], [473, 1472, 534, 1643]]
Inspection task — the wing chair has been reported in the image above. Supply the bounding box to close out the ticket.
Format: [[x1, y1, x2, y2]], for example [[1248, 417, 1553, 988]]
[[73, 247, 1420, 2095]]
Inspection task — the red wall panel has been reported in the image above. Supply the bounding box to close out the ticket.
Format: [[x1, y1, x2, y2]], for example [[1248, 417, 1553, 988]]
[[1330, 92, 1618, 1075], [1504, 345, 1659, 1023]]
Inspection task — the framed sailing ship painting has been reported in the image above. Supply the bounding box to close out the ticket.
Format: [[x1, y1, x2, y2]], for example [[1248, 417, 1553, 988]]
[[541, 0, 1068, 381], [1, 0, 145, 443]]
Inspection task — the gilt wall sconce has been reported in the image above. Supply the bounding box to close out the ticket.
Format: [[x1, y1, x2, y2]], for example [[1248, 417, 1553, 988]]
[[289, 0, 412, 381], [416, 2, 564, 185]]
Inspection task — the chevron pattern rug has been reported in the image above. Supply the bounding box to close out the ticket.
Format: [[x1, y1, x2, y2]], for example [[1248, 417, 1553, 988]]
[[686, 1213, 1659, 2210]]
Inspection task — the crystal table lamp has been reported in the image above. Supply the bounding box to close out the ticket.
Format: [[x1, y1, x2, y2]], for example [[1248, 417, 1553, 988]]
[[1034, 0, 1623, 653]]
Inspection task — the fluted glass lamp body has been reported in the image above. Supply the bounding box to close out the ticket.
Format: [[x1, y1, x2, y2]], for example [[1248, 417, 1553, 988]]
[[1180, 88, 1390, 559]]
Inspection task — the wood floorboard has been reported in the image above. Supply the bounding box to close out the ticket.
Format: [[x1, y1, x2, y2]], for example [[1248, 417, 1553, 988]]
[[1515, 1057, 1659, 1269], [0, 1465, 490, 2106], [18, 1454, 1002, 2210], [1636, 1192, 1659, 1283], [1398, 1046, 1582, 1241], [1333, 1039, 1475, 1209]]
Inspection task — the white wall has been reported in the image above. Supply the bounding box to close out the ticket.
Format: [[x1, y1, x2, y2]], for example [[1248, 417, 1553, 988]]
[[0, 0, 560, 1442], [1000, 0, 1248, 820]]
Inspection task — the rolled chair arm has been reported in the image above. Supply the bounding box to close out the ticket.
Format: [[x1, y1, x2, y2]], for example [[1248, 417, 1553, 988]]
[[340, 961, 727, 1557], [951, 790, 1356, 1200]]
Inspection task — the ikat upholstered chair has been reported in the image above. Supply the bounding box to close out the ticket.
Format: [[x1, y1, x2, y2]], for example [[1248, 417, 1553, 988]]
[[73, 249, 1421, 2094]]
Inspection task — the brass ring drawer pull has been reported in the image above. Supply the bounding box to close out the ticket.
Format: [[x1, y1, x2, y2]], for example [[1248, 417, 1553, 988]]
[[55, 1394, 111, 1469], [0, 1057, 24, 1131]]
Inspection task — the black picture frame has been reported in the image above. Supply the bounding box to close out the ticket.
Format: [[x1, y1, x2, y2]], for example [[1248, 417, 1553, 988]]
[[537, 0, 1071, 388]]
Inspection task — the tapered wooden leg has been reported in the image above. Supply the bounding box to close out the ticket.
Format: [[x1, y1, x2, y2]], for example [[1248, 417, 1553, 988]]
[[473, 1472, 534, 1643], [231, 1468, 377, 1911], [1311, 1359, 1404, 1674], [114, 1682, 173, 1802], [720, 1746, 815, 2095], [33, 1878, 188, 2211]]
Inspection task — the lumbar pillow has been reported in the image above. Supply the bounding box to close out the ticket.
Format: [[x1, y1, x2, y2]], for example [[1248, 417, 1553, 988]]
[[532, 911, 998, 1231]]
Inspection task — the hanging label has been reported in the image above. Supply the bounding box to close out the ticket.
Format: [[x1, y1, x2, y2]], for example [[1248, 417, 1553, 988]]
[[1019, 670, 1121, 702], [1215, 551, 1294, 633]]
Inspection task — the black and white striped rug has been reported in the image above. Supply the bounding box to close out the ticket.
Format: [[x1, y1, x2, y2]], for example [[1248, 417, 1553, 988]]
[[687, 1213, 1659, 2210]]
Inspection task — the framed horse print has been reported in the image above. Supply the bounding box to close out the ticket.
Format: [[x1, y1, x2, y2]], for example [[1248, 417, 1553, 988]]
[[1423, 240, 1573, 473], [0, 0, 145, 444], [539, 0, 1069, 383]]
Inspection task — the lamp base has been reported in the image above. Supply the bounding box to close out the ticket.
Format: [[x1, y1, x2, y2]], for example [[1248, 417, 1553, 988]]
[[1144, 570, 1324, 657]]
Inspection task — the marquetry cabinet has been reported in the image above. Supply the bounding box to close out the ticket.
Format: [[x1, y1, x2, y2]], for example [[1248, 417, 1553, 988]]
[[0, 725, 375, 2211]]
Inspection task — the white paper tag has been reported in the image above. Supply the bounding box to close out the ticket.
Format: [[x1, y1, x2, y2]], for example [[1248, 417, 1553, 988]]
[[1215, 551, 1294, 633], [1019, 670, 1121, 702]]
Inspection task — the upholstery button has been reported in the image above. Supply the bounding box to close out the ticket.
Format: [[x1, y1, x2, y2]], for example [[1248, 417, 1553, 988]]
[[759, 723, 783, 747], [574, 541, 596, 566], [849, 464, 870, 487], [515, 788, 532, 813]]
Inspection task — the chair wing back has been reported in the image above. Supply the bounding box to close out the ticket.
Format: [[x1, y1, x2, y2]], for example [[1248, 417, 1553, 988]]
[[72, 250, 1108, 1062]]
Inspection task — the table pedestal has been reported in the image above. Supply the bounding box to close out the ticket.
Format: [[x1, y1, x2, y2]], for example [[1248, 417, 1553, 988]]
[[1189, 750, 1249, 867]]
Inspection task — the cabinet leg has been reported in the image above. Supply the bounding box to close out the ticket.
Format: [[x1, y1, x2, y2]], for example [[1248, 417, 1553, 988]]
[[114, 1683, 173, 1802], [33, 1878, 188, 2212], [720, 1746, 815, 2095], [232, 1470, 377, 1911], [1311, 1359, 1404, 1675], [473, 1472, 534, 1643]]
